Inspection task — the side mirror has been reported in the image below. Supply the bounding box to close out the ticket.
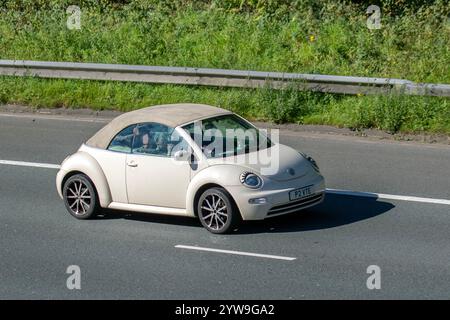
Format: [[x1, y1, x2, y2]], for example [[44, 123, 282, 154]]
[[173, 150, 190, 161]]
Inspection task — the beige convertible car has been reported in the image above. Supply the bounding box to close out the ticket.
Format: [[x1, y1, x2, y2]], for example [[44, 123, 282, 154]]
[[56, 103, 325, 233]]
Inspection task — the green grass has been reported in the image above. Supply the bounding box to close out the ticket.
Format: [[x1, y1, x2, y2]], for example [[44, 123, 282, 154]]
[[1, 1, 449, 82], [1, 76, 449, 133], [0, 1, 449, 134]]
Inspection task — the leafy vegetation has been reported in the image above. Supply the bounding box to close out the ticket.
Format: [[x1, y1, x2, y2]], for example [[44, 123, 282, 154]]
[[0, 0, 449, 133], [1, 77, 448, 133]]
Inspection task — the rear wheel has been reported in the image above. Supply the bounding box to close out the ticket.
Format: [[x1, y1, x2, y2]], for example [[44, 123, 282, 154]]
[[197, 187, 241, 234], [63, 174, 98, 219]]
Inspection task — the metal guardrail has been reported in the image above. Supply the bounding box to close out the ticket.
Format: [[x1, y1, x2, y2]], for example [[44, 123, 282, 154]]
[[0, 59, 449, 97]]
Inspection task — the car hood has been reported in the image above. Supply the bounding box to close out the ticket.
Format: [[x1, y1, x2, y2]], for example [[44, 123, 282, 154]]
[[206, 143, 312, 181]]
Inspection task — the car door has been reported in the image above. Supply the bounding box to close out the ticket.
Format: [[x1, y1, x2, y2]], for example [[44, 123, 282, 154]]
[[126, 122, 191, 209]]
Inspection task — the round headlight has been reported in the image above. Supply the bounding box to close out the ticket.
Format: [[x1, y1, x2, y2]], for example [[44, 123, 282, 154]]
[[239, 172, 262, 189]]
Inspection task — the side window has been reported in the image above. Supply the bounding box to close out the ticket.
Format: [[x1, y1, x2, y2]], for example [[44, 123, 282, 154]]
[[132, 122, 189, 157], [107, 125, 136, 153]]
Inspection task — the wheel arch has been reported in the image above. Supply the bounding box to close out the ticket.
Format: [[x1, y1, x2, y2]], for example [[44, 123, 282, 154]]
[[188, 182, 241, 219], [58, 151, 112, 208], [192, 183, 223, 217], [61, 170, 84, 189], [186, 165, 247, 217]]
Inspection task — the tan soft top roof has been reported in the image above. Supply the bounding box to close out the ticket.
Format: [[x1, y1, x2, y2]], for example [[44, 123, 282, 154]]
[[86, 103, 232, 149]]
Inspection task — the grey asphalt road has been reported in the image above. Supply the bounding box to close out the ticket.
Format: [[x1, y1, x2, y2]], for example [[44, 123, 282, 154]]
[[0, 113, 449, 299]]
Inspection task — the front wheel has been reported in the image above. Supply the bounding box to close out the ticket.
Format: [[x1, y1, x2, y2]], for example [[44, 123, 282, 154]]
[[197, 187, 241, 234], [63, 174, 98, 219]]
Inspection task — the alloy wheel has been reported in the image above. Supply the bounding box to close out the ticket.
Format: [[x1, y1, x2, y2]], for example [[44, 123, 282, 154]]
[[66, 179, 92, 216], [199, 193, 229, 231]]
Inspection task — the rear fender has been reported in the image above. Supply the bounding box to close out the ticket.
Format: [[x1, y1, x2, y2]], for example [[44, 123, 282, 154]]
[[58, 151, 112, 208]]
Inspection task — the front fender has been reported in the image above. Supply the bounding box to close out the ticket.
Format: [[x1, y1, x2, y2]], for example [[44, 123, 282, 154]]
[[185, 164, 247, 216], [56, 151, 112, 208]]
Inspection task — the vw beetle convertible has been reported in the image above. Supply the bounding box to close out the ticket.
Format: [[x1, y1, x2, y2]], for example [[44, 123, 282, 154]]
[[57, 103, 325, 233]]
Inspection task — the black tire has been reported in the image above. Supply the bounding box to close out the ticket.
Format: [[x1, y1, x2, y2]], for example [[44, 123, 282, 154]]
[[197, 187, 241, 234], [63, 174, 99, 220]]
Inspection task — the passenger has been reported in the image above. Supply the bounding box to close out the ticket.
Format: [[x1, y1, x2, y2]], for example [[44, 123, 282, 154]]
[[155, 133, 168, 155]]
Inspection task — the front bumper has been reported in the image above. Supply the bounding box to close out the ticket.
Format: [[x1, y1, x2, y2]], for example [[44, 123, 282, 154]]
[[226, 172, 325, 220]]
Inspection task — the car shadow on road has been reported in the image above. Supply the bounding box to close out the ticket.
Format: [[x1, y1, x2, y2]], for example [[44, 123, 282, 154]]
[[94, 193, 395, 234], [236, 193, 395, 234]]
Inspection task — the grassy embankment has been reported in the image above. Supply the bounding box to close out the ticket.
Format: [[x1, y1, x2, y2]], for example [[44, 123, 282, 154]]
[[0, 0, 449, 133]]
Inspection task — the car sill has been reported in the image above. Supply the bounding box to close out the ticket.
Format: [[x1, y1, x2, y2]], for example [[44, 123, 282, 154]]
[[108, 202, 188, 216]]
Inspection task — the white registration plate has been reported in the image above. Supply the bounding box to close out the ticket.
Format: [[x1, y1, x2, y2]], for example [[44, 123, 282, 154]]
[[289, 185, 313, 201]]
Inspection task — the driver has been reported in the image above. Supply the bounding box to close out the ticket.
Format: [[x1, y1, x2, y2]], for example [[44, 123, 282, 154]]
[[134, 129, 154, 154]]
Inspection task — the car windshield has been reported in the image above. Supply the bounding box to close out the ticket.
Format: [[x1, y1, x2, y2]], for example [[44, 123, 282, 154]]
[[182, 114, 272, 158]]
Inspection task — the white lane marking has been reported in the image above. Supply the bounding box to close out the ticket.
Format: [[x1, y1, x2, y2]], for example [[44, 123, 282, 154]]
[[175, 245, 297, 261], [326, 188, 450, 206], [0, 159, 61, 169], [0, 159, 449, 206]]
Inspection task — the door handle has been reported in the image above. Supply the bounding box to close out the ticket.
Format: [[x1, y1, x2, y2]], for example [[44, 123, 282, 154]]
[[127, 161, 138, 167]]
